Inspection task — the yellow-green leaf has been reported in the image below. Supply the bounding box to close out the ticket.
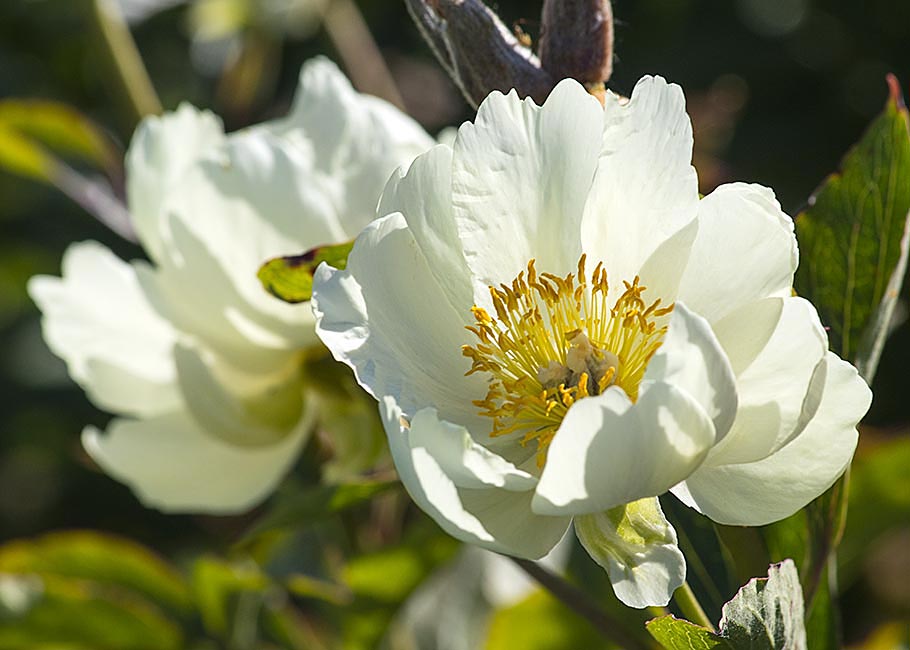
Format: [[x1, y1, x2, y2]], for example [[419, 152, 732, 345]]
[[646, 615, 732, 650], [258, 240, 354, 303]]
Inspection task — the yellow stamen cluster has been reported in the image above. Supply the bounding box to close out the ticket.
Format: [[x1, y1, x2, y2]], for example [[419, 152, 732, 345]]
[[462, 255, 673, 468]]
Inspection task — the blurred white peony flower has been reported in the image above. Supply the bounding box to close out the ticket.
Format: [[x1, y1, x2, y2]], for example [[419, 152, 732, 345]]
[[312, 77, 872, 608], [29, 58, 433, 514]]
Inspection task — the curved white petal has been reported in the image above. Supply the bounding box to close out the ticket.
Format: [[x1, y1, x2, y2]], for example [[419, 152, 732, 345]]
[[407, 407, 537, 491], [126, 104, 225, 261], [575, 498, 685, 608], [678, 183, 797, 324], [707, 297, 827, 466], [378, 144, 474, 311], [382, 396, 570, 559], [644, 302, 738, 442], [452, 80, 604, 298], [583, 76, 699, 294], [313, 213, 487, 429], [532, 382, 715, 516], [82, 406, 313, 514], [673, 353, 870, 526], [27, 241, 180, 417], [264, 57, 434, 237], [174, 344, 305, 447], [158, 132, 339, 346]]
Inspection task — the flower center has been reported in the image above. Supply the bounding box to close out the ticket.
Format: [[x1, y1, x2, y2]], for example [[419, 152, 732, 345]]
[[462, 255, 673, 468]]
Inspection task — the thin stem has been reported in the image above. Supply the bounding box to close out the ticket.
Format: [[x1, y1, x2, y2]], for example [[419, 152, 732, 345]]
[[510, 556, 652, 650], [89, 0, 162, 126], [323, 0, 406, 110], [673, 581, 715, 631]]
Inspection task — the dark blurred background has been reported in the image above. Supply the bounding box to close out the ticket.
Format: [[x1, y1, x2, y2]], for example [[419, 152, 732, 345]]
[[0, 0, 908, 644]]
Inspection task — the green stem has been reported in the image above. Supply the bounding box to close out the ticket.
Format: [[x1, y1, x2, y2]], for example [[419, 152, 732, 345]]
[[89, 0, 162, 126], [673, 581, 715, 631], [510, 557, 652, 650], [323, 0, 406, 110]]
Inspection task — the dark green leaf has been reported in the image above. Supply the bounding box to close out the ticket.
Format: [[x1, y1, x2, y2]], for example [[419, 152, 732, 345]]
[[795, 74, 910, 376], [258, 241, 355, 304], [240, 480, 395, 542], [646, 615, 733, 650]]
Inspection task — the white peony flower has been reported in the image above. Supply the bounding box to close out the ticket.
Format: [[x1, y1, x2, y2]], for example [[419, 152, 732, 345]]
[[312, 77, 872, 608], [29, 58, 434, 514]]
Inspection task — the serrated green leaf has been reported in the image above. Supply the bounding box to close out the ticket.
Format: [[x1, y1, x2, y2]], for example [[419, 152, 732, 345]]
[[0, 531, 192, 616], [646, 615, 733, 650], [239, 480, 395, 543], [719, 560, 806, 650], [795, 75, 910, 377], [0, 573, 183, 650], [258, 241, 354, 303]]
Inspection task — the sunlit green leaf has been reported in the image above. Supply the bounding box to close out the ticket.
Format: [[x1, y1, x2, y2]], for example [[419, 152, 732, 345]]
[[191, 557, 270, 637], [795, 74, 910, 376], [646, 615, 732, 650], [0, 124, 57, 183], [0, 573, 182, 650], [0, 100, 118, 172], [258, 240, 354, 303], [486, 590, 608, 650], [0, 531, 193, 616]]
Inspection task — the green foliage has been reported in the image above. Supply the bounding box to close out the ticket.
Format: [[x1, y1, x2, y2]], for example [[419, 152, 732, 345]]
[[648, 561, 806, 650], [258, 241, 355, 304], [794, 75, 910, 378], [0, 100, 119, 184], [240, 480, 396, 542], [646, 616, 732, 650], [486, 590, 609, 650]]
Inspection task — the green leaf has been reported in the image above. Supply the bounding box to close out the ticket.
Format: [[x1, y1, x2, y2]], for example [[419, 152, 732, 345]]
[[258, 241, 355, 304], [0, 100, 118, 172], [239, 480, 395, 543], [0, 124, 57, 182], [190, 557, 270, 637], [486, 590, 611, 650], [794, 74, 910, 377], [0, 573, 183, 650], [719, 560, 806, 649], [646, 615, 733, 650], [0, 531, 193, 616], [648, 561, 806, 650]]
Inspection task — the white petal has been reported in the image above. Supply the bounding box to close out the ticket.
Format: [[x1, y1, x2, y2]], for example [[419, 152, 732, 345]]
[[706, 297, 827, 466], [533, 382, 715, 516], [407, 407, 537, 491], [174, 344, 305, 446], [451, 80, 604, 297], [382, 396, 570, 559], [674, 352, 870, 526], [574, 498, 685, 608], [126, 104, 225, 261], [644, 302, 738, 442], [264, 57, 434, 236], [378, 145, 474, 310], [27, 241, 180, 417], [82, 406, 313, 514], [583, 76, 699, 293], [480, 534, 572, 607], [158, 132, 339, 345], [313, 213, 487, 429], [678, 183, 797, 323]]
